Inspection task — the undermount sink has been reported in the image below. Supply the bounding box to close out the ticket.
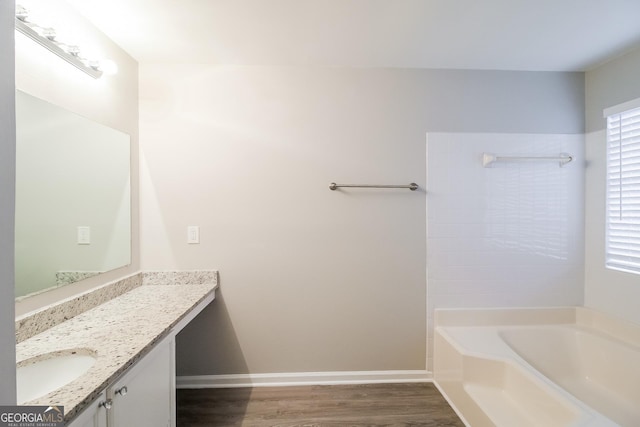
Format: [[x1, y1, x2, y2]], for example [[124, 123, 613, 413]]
[[17, 350, 97, 404]]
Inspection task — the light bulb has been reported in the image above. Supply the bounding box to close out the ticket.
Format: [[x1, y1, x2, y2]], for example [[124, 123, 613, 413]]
[[41, 27, 57, 41], [65, 45, 81, 57], [15, 5, 29, 21], [88, 60, 101, 71]]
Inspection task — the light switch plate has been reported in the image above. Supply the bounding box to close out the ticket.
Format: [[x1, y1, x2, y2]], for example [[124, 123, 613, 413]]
[[187, 226, 200, 244], [77, 226, 91, 245]]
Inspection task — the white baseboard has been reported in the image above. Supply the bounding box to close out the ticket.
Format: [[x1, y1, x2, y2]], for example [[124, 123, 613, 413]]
[[177, 370, 433, 389]]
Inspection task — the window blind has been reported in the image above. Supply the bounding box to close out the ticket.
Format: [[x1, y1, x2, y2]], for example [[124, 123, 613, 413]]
[[606, 106, 640, 274]]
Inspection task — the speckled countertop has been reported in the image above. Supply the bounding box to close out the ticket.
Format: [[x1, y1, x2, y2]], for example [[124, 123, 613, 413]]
[[15, 281, 217, 422]]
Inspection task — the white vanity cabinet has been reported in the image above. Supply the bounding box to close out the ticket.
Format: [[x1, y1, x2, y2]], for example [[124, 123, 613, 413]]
[[67, 391, 108, 427], [68, 336, 176, 427], [58, 284, 215, 427], [108, 337, 175, 427]]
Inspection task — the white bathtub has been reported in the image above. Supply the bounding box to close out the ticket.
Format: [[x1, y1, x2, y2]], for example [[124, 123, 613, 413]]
[[434, 307, 640, 427]]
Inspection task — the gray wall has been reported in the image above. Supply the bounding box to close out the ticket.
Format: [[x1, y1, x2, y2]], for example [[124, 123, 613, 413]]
[[586, 46, 640, 132], [0, 1, 16, 404], [140, 65, 584, 376]]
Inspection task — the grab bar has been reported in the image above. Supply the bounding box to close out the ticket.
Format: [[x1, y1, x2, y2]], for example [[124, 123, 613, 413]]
[[329, 183, 419, 191]]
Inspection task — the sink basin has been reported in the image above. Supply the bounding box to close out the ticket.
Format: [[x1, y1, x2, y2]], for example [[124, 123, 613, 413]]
[[17, 350, 96, 404]]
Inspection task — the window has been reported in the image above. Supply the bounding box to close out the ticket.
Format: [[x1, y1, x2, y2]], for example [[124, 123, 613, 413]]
[[605, 101, 640, 274]]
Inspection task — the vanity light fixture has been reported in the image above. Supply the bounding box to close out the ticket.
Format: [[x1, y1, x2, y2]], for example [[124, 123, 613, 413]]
[[15, 4, 105, 79]]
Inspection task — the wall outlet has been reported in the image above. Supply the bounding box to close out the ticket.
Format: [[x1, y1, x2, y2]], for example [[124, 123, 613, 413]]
[[187, 226, 200, 244], [77, 226, 91, 245]]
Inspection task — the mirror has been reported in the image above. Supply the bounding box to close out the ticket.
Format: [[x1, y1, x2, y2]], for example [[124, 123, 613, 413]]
[[14, 90, 131, 298]]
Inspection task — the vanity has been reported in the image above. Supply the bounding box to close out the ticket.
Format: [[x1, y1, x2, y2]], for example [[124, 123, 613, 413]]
[[15, 272, 218, 426], [11, 88, 203, 426], [12, 79, 212, 426]]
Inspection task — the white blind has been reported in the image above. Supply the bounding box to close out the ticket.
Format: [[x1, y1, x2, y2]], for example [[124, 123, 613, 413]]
[[606, 106, 640, 274]]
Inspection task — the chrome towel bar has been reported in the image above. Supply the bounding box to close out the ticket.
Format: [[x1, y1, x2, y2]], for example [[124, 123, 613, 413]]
[[329, 183, 419, 191]]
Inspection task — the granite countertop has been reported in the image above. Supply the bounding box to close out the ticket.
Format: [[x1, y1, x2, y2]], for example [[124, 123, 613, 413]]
[[15, 281, 217, 422]]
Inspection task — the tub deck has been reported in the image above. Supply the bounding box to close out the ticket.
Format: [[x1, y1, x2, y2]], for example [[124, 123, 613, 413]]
[[434, 307, 640, 427]]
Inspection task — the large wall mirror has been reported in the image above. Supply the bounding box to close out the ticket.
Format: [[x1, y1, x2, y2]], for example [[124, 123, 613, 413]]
[[15, 90, 131, 298]]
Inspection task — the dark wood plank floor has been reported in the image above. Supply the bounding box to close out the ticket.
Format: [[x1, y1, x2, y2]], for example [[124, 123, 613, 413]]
[[177, 383, 464, 426]]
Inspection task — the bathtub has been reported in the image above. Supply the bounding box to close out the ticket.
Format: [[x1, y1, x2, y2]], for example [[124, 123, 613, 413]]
[[433, 307, 640, 427]]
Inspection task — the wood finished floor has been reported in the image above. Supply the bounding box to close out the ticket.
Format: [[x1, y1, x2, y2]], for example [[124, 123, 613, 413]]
[[177, 383, 464, 427]]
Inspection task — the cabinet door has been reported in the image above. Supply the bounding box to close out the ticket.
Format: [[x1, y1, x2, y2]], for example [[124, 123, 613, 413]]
[[67, 391, 108, 427], [109, 339, 174, 427]]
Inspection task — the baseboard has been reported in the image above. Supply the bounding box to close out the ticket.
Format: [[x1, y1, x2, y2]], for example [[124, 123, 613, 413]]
[[177, 370, 433, 389]]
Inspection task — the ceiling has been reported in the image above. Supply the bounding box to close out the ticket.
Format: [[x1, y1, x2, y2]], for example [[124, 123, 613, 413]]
[[64, 0, 640, 71]]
